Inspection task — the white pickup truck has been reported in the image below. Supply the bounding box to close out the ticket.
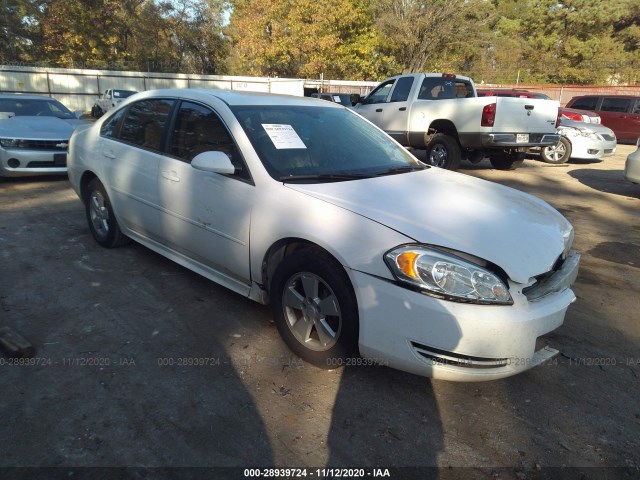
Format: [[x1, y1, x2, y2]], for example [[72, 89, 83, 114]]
[[91, 89, 138, 118], [352, 73, 560, 170]]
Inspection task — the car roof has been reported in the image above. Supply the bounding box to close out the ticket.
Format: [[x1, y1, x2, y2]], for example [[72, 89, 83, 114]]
[[570, 94, 639, 99], [135, 88, 342, 108]]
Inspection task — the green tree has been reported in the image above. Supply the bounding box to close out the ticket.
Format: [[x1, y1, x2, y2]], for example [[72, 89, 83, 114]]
[[227, 0, 394, 79]]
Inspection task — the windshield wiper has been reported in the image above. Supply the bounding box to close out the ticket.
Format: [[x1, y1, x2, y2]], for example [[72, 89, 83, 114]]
[[373, 164, 428, 176], [279, 173, 372, 182]]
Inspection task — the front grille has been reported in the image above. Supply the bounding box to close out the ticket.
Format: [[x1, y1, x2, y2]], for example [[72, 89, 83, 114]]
[[411, 342, 509, 369], [601, 134, 616, 142], [12, 140, 68, 150]]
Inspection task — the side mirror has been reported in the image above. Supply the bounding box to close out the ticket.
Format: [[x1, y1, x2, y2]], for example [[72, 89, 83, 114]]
[[350, 93, 362, 106], [191, 151, 235, 175]]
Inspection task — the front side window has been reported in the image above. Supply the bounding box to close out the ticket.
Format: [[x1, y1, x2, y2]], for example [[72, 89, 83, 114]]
[[364, 80, 395, 104], [600, 97, 631, 113], [118, 99, 175, 152], [169, 101, 250, 180], [231, 105, 425, 182], [632, 100, 640, 115]]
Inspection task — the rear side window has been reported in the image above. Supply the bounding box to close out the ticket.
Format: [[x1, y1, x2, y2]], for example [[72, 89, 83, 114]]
[[600, 97, 632, 113], [390, 77, 415, 102], [118, 99, 175, 152], [569, 97, 598, 111]]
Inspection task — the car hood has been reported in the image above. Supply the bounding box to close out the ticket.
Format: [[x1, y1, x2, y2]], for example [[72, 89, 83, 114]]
[[559, 118, 615, 135], [285, 168, 573, 283], [0, 116, 84, 139]]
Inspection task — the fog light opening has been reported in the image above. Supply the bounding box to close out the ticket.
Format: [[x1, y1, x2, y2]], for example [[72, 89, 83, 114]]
[[7, 158, 20, 168]]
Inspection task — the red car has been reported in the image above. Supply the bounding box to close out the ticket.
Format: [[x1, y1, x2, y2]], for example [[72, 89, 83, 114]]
[[565, 95, 640, 144]]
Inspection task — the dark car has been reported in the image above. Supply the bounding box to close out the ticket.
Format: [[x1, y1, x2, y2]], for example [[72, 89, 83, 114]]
[[565, 95, 640, 144], [310, 92, 354, 106]]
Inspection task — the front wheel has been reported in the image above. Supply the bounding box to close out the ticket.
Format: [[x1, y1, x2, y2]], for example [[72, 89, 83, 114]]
[[270, 250, 359, 368], [425, 133, 461, 170], [490, 152, 526, 170], [85, 178, 130, 248], [541, 136, 572, 164]]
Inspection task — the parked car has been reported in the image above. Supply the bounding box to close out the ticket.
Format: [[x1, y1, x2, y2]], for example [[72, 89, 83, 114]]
[[352, 74, 560, 171], [538, 119, 617, 164], [565, 95, 640, 143], [477, 89, 602, 123], [625, 138, 640, 183], [91, 89, 138, 118], [310, 92, 354, 106], [0, 94, 85, 177], [68, 89, 580, 382]]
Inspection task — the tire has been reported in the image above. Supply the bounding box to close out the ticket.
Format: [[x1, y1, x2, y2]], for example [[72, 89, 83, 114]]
[[85, 178, 130, 248], [541, 136, 572, 164], [490, 152, 526, 170], [92, 106, 103, 119], [425, 133, 461, 170], [270, 249, 359, 368]]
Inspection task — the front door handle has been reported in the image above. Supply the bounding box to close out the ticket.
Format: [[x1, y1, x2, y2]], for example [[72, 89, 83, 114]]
[[399, 107, 407, 111], [375, 108, 383, 113], [102, 151, 116, 159], [161, 170, 180, 182]]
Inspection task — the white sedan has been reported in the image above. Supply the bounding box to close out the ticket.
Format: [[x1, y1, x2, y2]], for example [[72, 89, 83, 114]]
[[67, 89, 580, 382], [540, 119, 617, 164]]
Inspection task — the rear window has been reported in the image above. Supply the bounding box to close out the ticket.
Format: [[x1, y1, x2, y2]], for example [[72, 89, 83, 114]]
[[600, 98, 632, 113], [569, 97, 598, 111]]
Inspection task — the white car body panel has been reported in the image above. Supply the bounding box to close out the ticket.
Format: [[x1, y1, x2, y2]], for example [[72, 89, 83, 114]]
[[67, 88, 580, 381], [558, 120, 617, 160], [286, 168, 571, 284], [625, 139, 640, 183]]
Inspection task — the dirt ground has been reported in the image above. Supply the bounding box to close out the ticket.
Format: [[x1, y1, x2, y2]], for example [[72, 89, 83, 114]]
[[0, 145, 638, 479]]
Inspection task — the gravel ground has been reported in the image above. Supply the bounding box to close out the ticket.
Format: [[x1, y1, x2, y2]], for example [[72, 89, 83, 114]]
[[0, 144, 638, 479]]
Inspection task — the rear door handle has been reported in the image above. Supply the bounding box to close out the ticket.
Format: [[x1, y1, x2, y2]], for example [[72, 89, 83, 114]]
[[161, 170, 180, 182], [399, 107, 407, 111], [102, 151, 116, 159], [375, 108, 383, 112], [525, 105, 534, 110]]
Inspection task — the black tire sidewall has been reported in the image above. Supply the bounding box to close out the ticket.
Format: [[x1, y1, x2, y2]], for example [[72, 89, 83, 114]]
[[541, 136, 571, 164], [426, 134, 461, 170], [85, 179, 119, 248], [270, 251, 359, 368]]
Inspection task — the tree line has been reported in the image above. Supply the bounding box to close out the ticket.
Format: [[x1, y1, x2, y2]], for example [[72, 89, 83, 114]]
[[1, 0, 638, 85]]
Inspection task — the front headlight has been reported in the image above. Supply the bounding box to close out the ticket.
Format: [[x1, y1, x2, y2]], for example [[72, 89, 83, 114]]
[[0, 138, 20, 148], [385, 246, 513, 304]]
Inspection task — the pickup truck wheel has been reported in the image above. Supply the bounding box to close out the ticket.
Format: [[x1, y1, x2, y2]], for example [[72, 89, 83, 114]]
[[425, 134, 461, 170], [92, 106, 103, 118], [490, 152, 526, 170], [541, 137, 571, 164]]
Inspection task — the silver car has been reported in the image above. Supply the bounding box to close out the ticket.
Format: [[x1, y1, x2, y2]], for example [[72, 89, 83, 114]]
[[540, 119, 617, 164], [0, 94, 85, 177], [625, 138, 640, 183]]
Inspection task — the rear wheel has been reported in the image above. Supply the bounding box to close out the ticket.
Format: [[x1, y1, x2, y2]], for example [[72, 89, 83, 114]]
[[85, 178, 130, 248], [490, 152, 526, 170], [541, 136, 571, 164], [270, 250, 359, 368], [425, 133, 461, 170]]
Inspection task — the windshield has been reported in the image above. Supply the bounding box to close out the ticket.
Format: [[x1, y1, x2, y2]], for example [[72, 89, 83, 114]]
[[113, 90, 137, 98], [231, 105, 425, 182], [0, 98, 75, 119]]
